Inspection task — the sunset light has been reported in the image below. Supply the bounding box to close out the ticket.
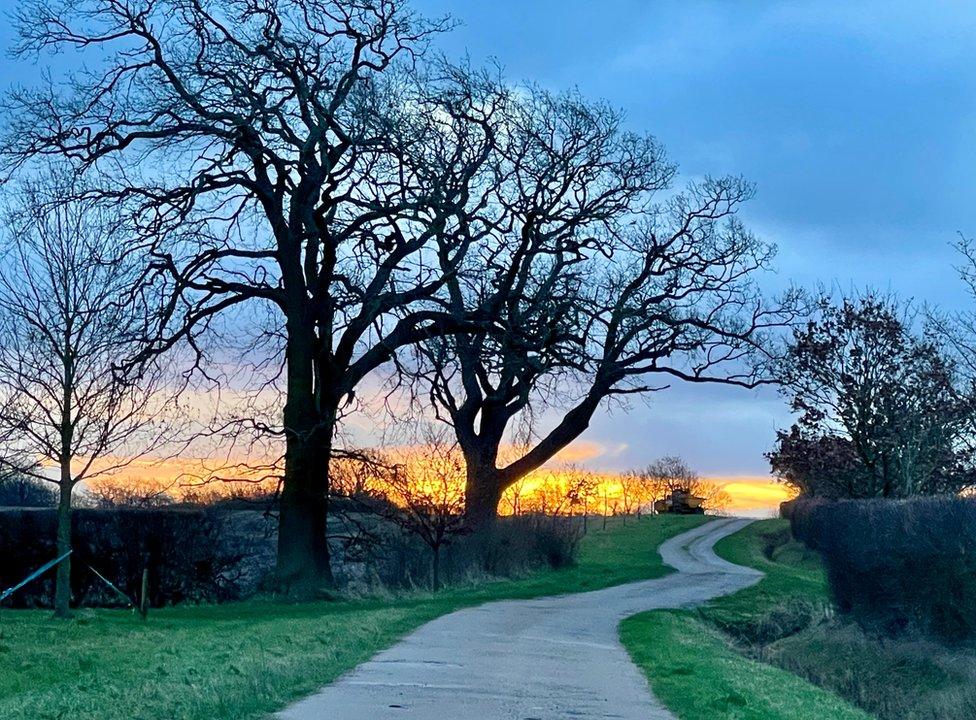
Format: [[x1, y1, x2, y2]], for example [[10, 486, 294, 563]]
[[78, 451, 793, 517]]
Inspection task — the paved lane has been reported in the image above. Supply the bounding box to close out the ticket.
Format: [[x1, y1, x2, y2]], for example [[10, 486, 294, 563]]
[[277, 517, 762, 720]]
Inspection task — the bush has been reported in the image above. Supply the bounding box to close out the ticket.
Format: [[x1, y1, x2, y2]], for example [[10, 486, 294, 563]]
[[789, 496, 976, 640], [445, 514, 583, 578], [0, 508, 271, 608], [339, 513, 583, 592], [765, 620, 976, 720]]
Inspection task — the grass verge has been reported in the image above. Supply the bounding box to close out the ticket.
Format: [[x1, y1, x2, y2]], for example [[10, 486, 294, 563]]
[[620, 520, 872, 720], [624, 519, 976, 720], [0, 514, 705, 720]]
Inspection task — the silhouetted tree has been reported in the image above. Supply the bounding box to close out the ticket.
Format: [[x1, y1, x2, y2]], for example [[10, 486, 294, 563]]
[[637, 456, 730, 512], [563, 467, 600, 530], [5, 0, 504, 595], [376, 435, 467, 591], [407, 89, 801, 525], [774, 294, 976, 498], [502, 477, 530, 516], [618, 472, 651, 518], [0, 173, 171, 617]]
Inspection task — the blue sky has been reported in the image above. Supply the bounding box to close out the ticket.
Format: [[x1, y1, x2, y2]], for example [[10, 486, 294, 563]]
[[2, 1, 975, 477], [406, 0, 976, 476]]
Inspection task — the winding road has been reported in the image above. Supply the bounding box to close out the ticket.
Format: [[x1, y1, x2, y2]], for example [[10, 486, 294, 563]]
[[277, 517, 762, 720]]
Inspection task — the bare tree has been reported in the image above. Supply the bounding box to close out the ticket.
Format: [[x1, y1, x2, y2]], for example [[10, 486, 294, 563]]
[[600, 484, 618, 530], [618, 471, 650, 519], [502, 476, 530, 516], [563, 467, 599, 532], [520, 471, 572, 517], [0, 174, 170, 617], [638, 456, 729, 513], [409, 88, 801, 525], [376, 434, 467, 591], [942, 234, 976, 380], [330, 453, 383, 502], [87, 477, 176, 509], [5, 0, 504, 594]]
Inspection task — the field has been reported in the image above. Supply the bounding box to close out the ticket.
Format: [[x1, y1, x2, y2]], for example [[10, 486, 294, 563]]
[[0, 515, 706, 720], [622, 519, 976, 720]]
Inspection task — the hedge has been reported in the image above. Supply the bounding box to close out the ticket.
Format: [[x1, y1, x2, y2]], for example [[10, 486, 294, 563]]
[[0, 508, 272, 608], [789, 496, 976, 640]]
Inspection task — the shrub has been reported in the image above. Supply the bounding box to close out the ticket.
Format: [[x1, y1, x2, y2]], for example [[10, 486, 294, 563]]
[[0, 474, 57, 507], [444, 514, 582, 578], [344, 513, 583, 591], [789, 496, 976, 640]]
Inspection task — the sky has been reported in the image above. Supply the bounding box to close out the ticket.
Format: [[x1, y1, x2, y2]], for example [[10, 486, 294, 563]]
[[400, 0, 976, 479], [2, 1, 976, 494]]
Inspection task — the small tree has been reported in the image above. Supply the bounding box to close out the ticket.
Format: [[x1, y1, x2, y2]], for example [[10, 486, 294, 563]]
[[637, 456, 729, 513], [378, 437, 468, 591], [0, 174, 170, 617], [522, 471, 577, 517], [618, 472, 648, 519], [563, 467, 600, 531], [502, 477, 530, 516]]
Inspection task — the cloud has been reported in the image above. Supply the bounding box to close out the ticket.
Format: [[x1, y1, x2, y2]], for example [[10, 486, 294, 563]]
[[549, 440, 629, 465]]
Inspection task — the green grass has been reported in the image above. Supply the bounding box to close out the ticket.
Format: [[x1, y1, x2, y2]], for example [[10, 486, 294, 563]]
[[620, 520, 873, 720], [701, 520, 830, 643], [0, 514, 706, 720], [719, 524, 976, 720], [621, 613, 871, 720]]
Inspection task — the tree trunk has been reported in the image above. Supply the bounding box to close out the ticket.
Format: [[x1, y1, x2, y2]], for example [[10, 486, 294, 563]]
[[460, 392, 606, 527], [276, 320, 334, 597], [464, 465, 505, 529], [53, 471, 72, 619], [431, 545, 441, 592], [55, 317, 74, 619]]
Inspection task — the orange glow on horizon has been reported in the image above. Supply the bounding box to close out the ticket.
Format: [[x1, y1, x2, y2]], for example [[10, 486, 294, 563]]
[[79, 454, 793, 517], [703, 476, 796, 515]]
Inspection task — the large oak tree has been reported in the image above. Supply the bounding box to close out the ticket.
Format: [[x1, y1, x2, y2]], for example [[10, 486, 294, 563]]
[[409, 90, 801, 523], [5, 0, 502, 594]]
